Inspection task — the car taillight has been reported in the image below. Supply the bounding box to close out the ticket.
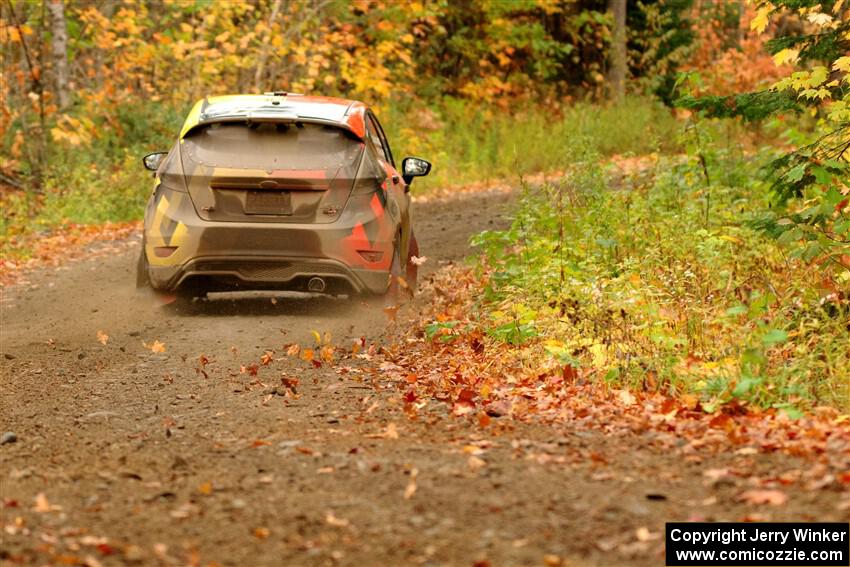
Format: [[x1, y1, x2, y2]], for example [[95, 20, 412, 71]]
[[154, 246, 178, 258]]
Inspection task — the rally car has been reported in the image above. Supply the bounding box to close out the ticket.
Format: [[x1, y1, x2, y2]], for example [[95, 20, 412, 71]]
[[136, 92, 431, 300]]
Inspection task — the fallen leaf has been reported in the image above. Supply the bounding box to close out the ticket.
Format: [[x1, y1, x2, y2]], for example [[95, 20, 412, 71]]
[[681, 394, 699, 410], [260, 351, 274, 366], [96, 330, 109, 345], [383, 423, 399, 439], [636, 526, 660, 541], [468, 455, 487, 472], [325, 511, 350, 527], [33, 493, 60, 513], [169, 502, 197, 519], [703, 468, 730, 482], [285, 343, 300, 356], [617, 389, 636, 406], [383, 305, 399, 322], [198, 482, 213, 495], [739, 489, 787, 506], [253, 527, 270, 539], [310, 330, 322, 345], [410, 255, 428, 266], [478, 413, 491, 428], [301, 348, 314, 362], [404, 468, 418, 500], [143, 340, 166, 353]]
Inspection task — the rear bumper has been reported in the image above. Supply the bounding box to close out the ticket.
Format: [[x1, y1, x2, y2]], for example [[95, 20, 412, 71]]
[[143, 187, 396, 294], [148, 256, 388, 294]]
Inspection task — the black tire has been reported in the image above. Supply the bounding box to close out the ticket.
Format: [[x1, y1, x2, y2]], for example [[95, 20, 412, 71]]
[[382, 237, 403, 305], [136, 248, 151, 289]]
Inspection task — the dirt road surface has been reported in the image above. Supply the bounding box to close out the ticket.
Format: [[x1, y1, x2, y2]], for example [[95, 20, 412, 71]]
[[1, 188, 847, 567]]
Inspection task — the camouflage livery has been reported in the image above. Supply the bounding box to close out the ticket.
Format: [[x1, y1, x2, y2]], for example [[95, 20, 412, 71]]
[[138, 93, 429, 297]]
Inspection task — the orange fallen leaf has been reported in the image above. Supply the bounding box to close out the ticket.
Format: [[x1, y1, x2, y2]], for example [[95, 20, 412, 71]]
[[198, 482, 213, 495], [96, 330, 109, 345], [260, 351, 274, 366], [478, 413, 491, 428], [253, 527, 270, 539], [320, 345, 334, 362], [250, 439, 271, 448], [143, 340, 166, 353], [383, 305, 399, 322], [301, 348, 314, 362], [681, 394, 699, 410]]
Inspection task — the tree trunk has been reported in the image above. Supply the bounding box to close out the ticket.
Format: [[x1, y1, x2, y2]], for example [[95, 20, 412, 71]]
[[607, 0, 627, 102], [47, 0, 70, 109], [254, 0, 284, 93]]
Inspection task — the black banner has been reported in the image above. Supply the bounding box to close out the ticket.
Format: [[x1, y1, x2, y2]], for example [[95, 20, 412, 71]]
[[666, 522, 849, 566]]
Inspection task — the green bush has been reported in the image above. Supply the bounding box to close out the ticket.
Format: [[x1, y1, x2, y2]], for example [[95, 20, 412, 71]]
[[472, 141, 849, 413]]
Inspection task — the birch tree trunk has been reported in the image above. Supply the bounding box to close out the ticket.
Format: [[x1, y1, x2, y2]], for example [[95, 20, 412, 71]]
[[607, 0, 627, 102], [47, 0, 70, 109]]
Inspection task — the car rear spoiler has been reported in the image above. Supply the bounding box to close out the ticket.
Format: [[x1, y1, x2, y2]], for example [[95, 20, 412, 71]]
[[180, 114, 365, 142]]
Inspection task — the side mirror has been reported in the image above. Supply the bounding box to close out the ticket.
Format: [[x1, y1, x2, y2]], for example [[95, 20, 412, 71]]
[[142, 152, 168, 171], [401, 157, 432, 185]]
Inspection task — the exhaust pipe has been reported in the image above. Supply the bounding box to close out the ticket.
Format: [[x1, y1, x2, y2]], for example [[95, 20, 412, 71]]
[[307, 277, 326, 293]]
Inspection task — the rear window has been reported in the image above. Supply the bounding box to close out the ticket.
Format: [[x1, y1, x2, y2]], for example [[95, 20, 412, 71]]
[[182, 122, 363, 171]]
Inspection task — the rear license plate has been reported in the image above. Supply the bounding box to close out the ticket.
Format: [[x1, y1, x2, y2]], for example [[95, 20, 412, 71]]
[[245, 191, 292, 215]]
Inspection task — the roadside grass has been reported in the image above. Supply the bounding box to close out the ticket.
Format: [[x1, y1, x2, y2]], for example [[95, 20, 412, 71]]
[[1, 96, 681, 259], [382, 96, 683, 190], [470, 144, 849, 414]]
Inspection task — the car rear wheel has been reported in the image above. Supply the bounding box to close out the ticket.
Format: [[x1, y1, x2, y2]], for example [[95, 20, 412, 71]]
[[382, 238, 402, 305], [383, 231, 419, 304], [136, 248, 151, 289]]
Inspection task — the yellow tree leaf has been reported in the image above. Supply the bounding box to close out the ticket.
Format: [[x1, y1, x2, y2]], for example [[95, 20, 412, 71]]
[[750, 5, 773, 33], [834, 56, 850, 74], [773, 48, 799, 66]]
